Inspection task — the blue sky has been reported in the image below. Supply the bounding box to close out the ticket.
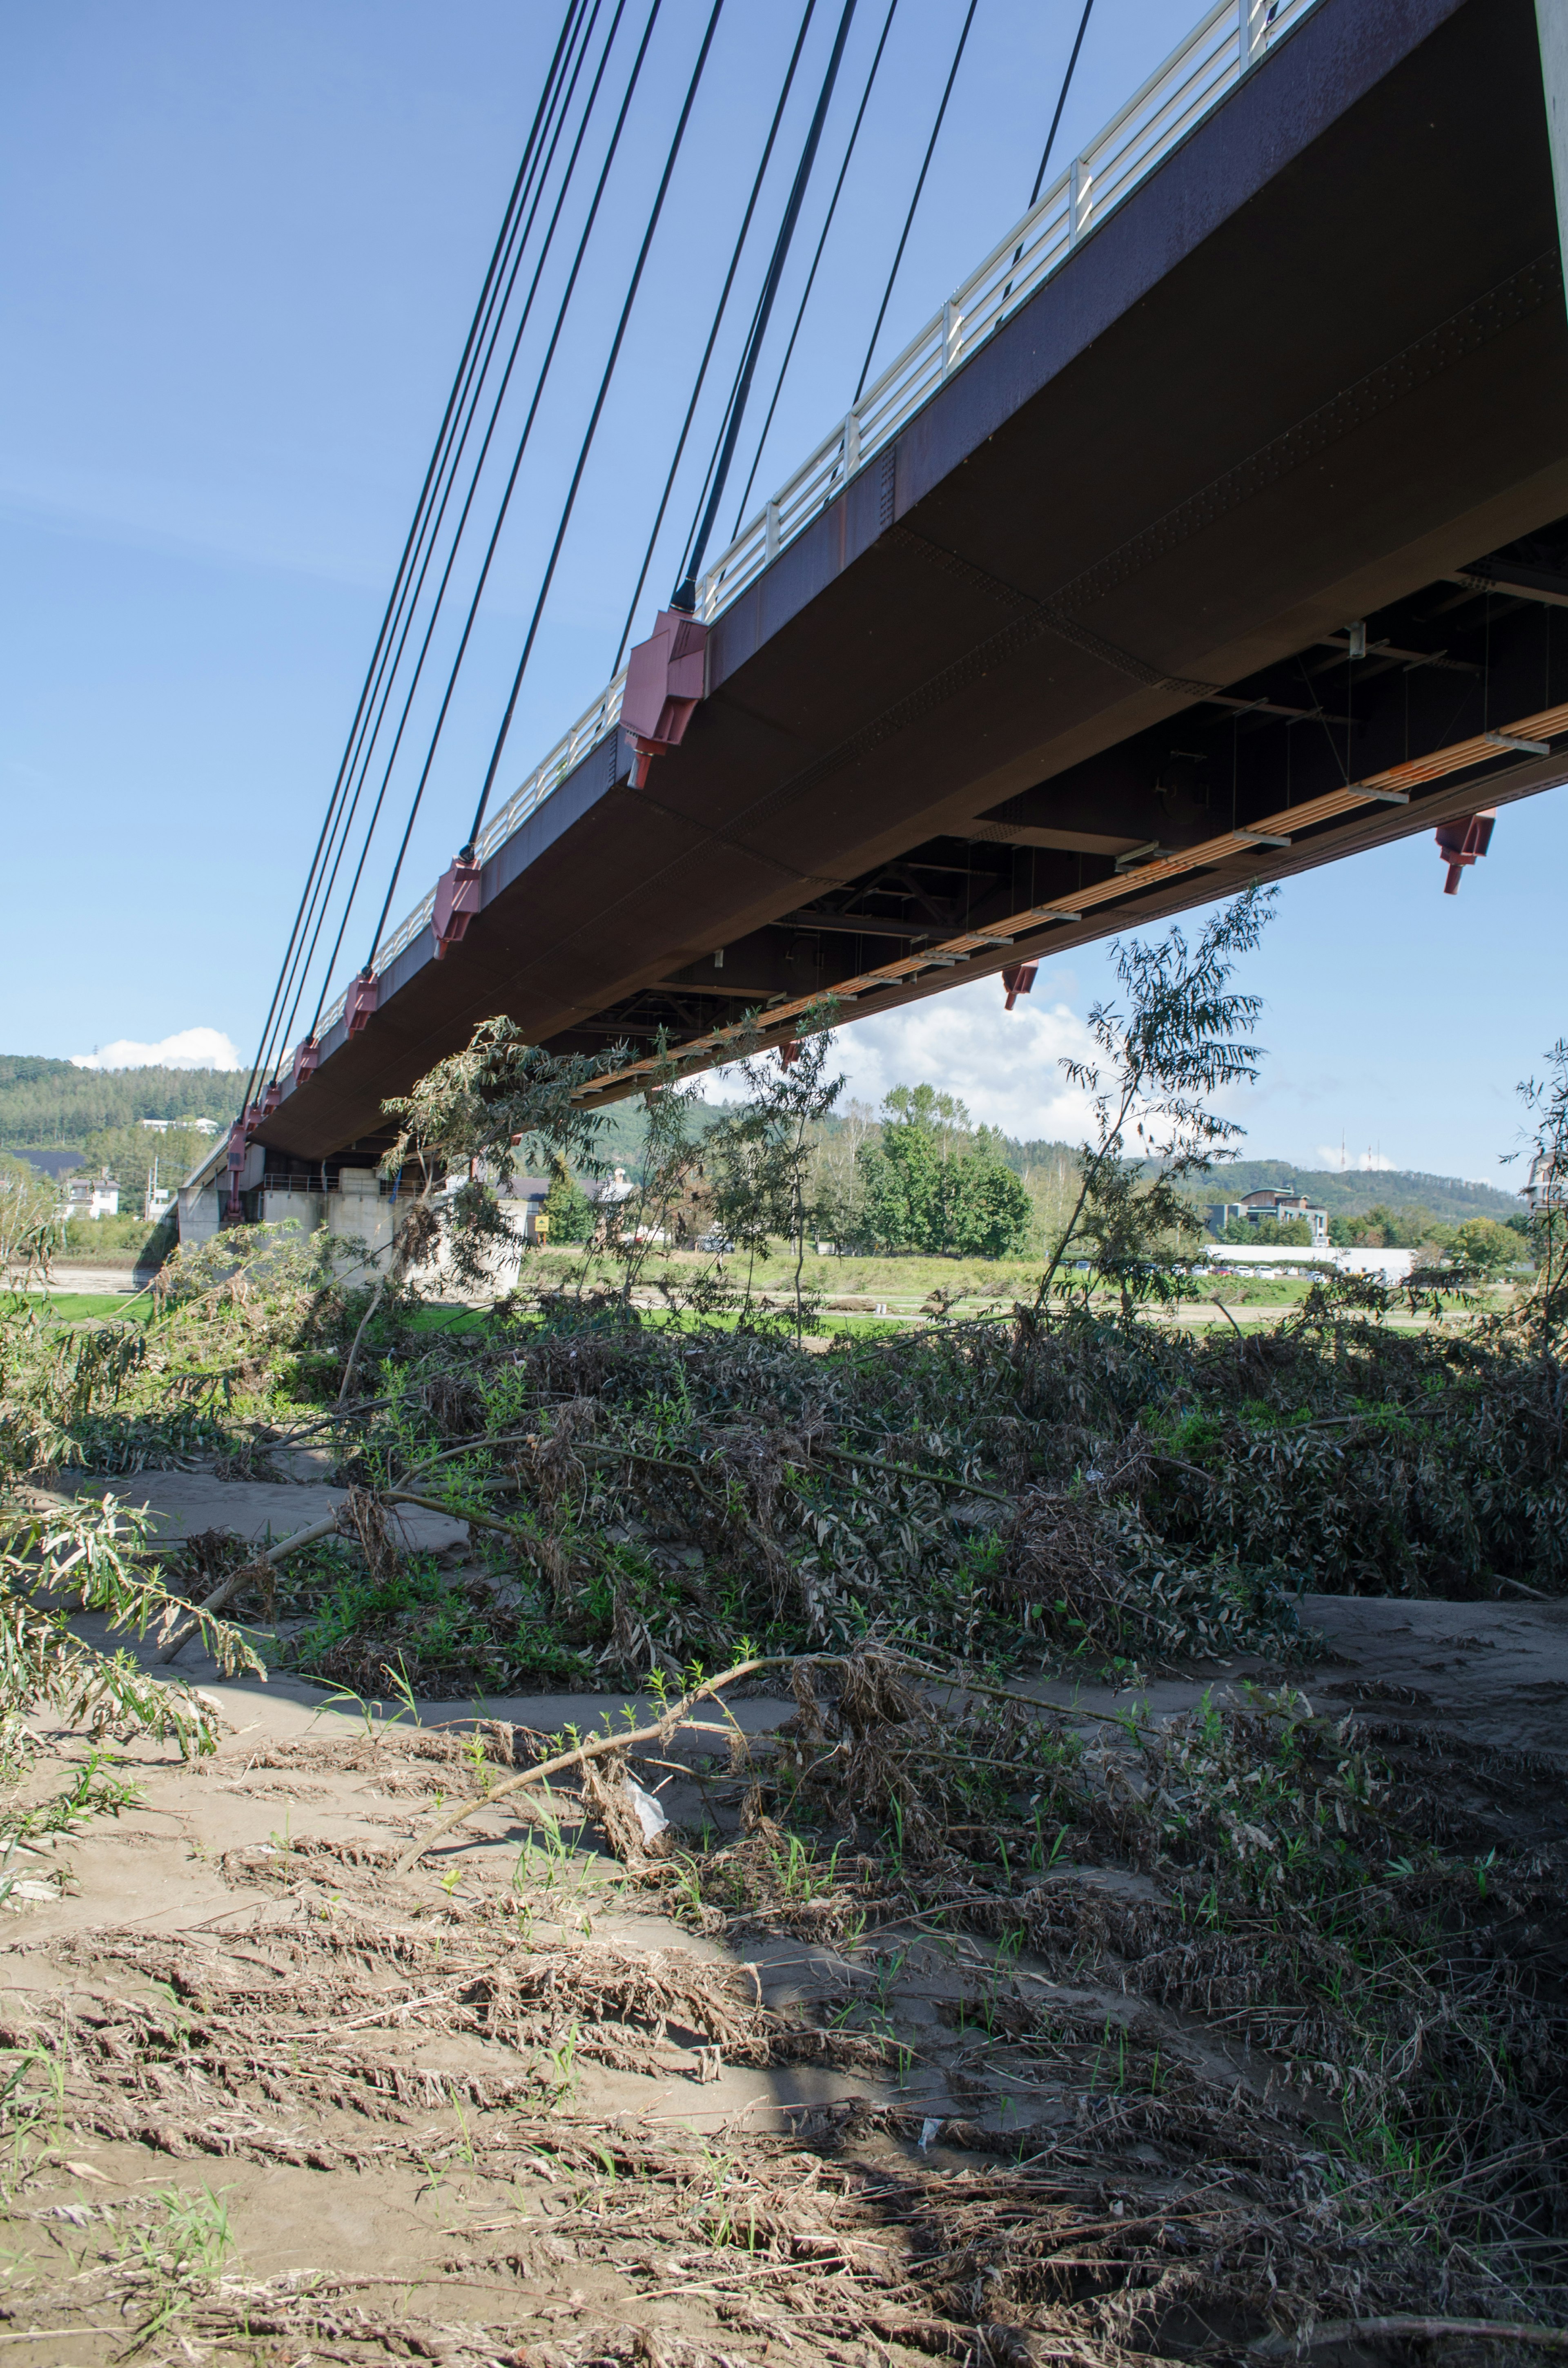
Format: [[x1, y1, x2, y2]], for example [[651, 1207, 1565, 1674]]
[[3, 0, 1564, 1190]]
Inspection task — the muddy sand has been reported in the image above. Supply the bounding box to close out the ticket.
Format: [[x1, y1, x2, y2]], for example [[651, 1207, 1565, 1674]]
[[1, 1475, 1564, 2364]]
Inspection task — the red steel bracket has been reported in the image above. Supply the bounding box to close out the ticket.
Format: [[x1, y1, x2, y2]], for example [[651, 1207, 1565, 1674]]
[[1435, 810, 1495, 894], [345, 970, 379, 1035], [621, 608, 710, 788], [1001, 961, 1038, 1011], [433, 855, 483, 958]]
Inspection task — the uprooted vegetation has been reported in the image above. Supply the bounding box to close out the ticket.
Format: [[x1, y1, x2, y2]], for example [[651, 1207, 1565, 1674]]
[[2, 988, 1565, 2359], [46, 1255, 1561, 1701]]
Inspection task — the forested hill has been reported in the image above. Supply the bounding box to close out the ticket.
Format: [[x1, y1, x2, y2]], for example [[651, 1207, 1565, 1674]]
[[2, 1050, 1520, 1226], [566, 1097, 1522, 1220], [1196, 1158, 1521, 1222], [0, 1057, 239, 1149]]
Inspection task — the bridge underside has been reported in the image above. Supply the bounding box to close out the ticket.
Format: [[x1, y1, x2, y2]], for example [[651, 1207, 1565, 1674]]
[[257, 0, 1568, 1172]]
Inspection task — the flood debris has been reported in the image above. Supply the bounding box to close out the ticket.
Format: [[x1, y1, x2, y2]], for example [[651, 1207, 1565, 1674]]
[[2, 1020, 1565, 2359]]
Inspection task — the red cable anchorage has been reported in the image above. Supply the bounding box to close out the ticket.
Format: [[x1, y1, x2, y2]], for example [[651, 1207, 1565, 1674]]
[[345, 971, 380, 1035], [433, 855, 483, 957], [621, 607, 709, 787], [1435, 809, 1495, 893]]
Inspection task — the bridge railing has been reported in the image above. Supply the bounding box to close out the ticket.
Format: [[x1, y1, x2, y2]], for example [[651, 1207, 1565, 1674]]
[[694, 0, 1316, 620], [305, 0, 1318, 1064]]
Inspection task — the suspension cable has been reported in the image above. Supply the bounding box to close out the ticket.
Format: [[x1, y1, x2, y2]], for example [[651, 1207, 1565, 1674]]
[[368, 0, 715, 948], [852, 0, 978, 403], [452, 0, 728, 867], [276, 0, 619, 1051], [299, 0, 635, 1033], [1029, 0, 1094, 204], [608, 0, 824, 676], [726, 0, 899, 538], [269, 0, 608, 1076], [673, 0, 859, 610], [365, 0, 677, 954], [235, 0, 586, 1116]]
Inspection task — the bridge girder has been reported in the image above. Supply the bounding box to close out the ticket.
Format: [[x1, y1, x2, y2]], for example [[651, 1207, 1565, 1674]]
[[252, 0, 1568, 1164]]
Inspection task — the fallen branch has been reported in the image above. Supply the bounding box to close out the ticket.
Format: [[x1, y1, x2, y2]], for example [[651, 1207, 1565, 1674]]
[[394, 1655, 789, 1872], [154, 1510, 347, 1662], [811, 1443, 1013, 1505]]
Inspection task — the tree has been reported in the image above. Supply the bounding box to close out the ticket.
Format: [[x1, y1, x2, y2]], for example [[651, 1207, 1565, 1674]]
[[946, 1154, 1033, 1258], [1038, 885, 1277, 1312], [1452, 1216, 1520, 1275], [853, 1085, 1032, 1256], [856, 1106, 942, 1251], [809, 1097, 876, 1251], [543, 1165, 595, 1245], [328, 1019, 628, 1400], [707, 1007, 843, 1339], [1507, 1039, 1568, 1331], [0, 1153, 67, 1290], [76, 1122, 215, 1214], [598, 1047, 713, 1302], [1222, 1215, 1310, 1247]]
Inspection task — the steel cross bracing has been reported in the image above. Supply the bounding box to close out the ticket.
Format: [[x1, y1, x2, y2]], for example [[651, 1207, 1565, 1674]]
[[308, 0, 1319, 1049], [569, 694, 1568, 1101]]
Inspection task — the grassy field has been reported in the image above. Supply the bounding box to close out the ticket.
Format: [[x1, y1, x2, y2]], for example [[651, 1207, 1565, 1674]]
[[8, 1291, 153, 1322]]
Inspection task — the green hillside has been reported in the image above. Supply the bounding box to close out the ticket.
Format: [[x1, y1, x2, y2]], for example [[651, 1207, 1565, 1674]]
[[0, 1057, 239, 1153], [1198, 1158, 1521, 1222]]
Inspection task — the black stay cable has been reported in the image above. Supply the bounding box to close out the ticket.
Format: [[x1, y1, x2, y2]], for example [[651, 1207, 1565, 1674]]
[[996, 0, 1096, 322], [272, 0, 606, 1071], [454, 0, 728, 867], [608, 0, 824, 678], [368, 0, 709, 948], [1029, 0, 1094, 204], [301, 0, 633, 1033], [278, 0, 616, 1051], [852, 0, 978, 403], [727, 0, 900, 540], [673, 0, 859, 610], [235, 0, 584, 1124], [367, 0, 677, 955]]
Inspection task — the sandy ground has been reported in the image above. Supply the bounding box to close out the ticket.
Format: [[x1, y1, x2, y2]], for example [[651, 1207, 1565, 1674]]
[[1, 1470, 1563, 2363]]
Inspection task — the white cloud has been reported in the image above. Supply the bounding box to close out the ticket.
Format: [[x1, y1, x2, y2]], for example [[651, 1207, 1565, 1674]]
[[702, 975, 1101, 1143], [71, 1027, 243, 1072], [1314, 1144, 1396, 1172]]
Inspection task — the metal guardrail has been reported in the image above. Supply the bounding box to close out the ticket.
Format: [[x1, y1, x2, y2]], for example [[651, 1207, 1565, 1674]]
[[303, 0, 1316, 1066]]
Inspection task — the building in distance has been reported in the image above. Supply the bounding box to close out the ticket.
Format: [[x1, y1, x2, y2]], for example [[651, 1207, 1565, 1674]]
[[1207, 1184, 1329, 1246]]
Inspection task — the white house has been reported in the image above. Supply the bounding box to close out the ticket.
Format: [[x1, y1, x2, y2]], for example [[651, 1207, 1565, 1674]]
[[65, 1172, 119, 1221]]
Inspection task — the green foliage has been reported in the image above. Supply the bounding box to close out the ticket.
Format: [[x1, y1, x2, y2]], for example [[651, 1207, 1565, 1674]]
[[0, 1156, 67, 1287], [1040, 886, 1276, 1310], [853, 1086, 1033, 1258], [0, 1496, 260, 1768], [1512, 1036, 1568, 1331], [377, 1016, 631, 1293], [1200, 1157, 1521, 1225], [1221, 1215, 1312, 1246], [544, 1166, 595, 1244], [706, 1009, 843, 1335], [0, 1059, 236, 1151], [1327, 1202, 1452, 1250], [1452, 1216, 1523, 1273], [75, 1121, 217, 1211]]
